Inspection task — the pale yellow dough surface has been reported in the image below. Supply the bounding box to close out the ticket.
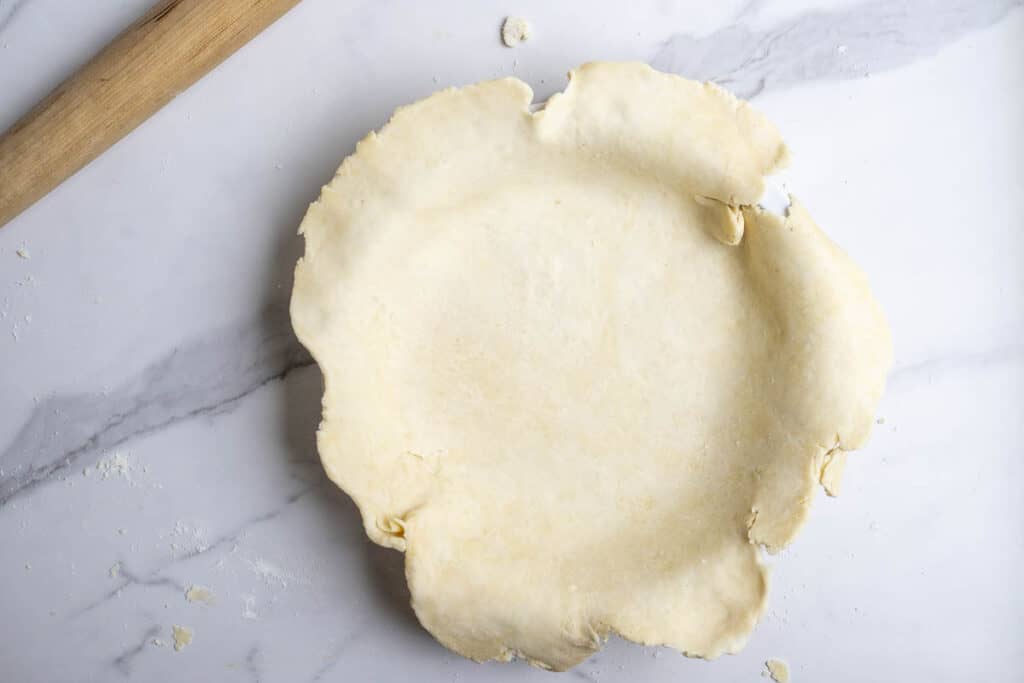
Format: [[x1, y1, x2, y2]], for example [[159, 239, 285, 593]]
[[291, 62, 892, 671], [766, 658, 792, 682]]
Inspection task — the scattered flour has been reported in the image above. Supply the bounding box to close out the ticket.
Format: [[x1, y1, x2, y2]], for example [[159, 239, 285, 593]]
[[241, 594, 259, 620], [247, 557, 307, 588], [96, 451, 134, 484], [172, 625, 193, 652], [501, 16, 530, 47], [151, 638, 166, 647], [168, 520, 210, 555]]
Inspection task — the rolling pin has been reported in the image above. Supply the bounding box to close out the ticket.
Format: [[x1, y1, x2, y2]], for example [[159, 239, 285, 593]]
[[0, 0, 302, 229]]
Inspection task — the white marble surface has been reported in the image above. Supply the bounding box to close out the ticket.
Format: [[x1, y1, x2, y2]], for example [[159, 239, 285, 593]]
[[1, 1, 1022, 681]]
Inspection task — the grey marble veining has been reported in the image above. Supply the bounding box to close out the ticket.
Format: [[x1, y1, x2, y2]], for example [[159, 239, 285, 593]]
[[112, 624, 164, 676], [0, 304, 312, 506], [0, 0, 28, 34], [73, 479, 324, 616], [653, 0, 1023, 98]]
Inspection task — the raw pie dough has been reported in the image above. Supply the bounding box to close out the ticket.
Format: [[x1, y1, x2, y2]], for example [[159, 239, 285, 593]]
[[291, 62, 892, 671]]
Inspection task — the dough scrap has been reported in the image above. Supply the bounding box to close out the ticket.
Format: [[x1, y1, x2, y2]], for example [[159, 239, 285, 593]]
[[766, 658, 791, 682], [501, 16, 530, 47], [291, 62, 892, 671], [184, 585, 215, 605], [171, 625, 192, 652]]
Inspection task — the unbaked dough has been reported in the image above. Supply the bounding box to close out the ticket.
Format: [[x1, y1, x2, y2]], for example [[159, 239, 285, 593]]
[[171, 625, 192, 652], [185, 585, 215, 605], [501, 16, 530, 47], [766, 658, 791, 682], [291, 62, 891, 671]]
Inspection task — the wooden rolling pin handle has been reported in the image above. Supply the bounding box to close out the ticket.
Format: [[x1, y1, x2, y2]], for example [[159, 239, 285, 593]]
[[0, 0, 302, 229]]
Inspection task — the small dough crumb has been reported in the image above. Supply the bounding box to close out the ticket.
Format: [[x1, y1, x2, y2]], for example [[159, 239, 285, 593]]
[[185, 585, 215, 605], [16, 248, 29, 259], [766, 658, 790, 683], [109, 562, 121, 578], [172, 625, 193, 652], [501, 16, 530, 47], [152, 638, 166, 647]]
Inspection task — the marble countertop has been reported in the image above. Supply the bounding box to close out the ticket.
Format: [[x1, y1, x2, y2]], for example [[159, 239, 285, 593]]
[[2, 1, 1022, 681]]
